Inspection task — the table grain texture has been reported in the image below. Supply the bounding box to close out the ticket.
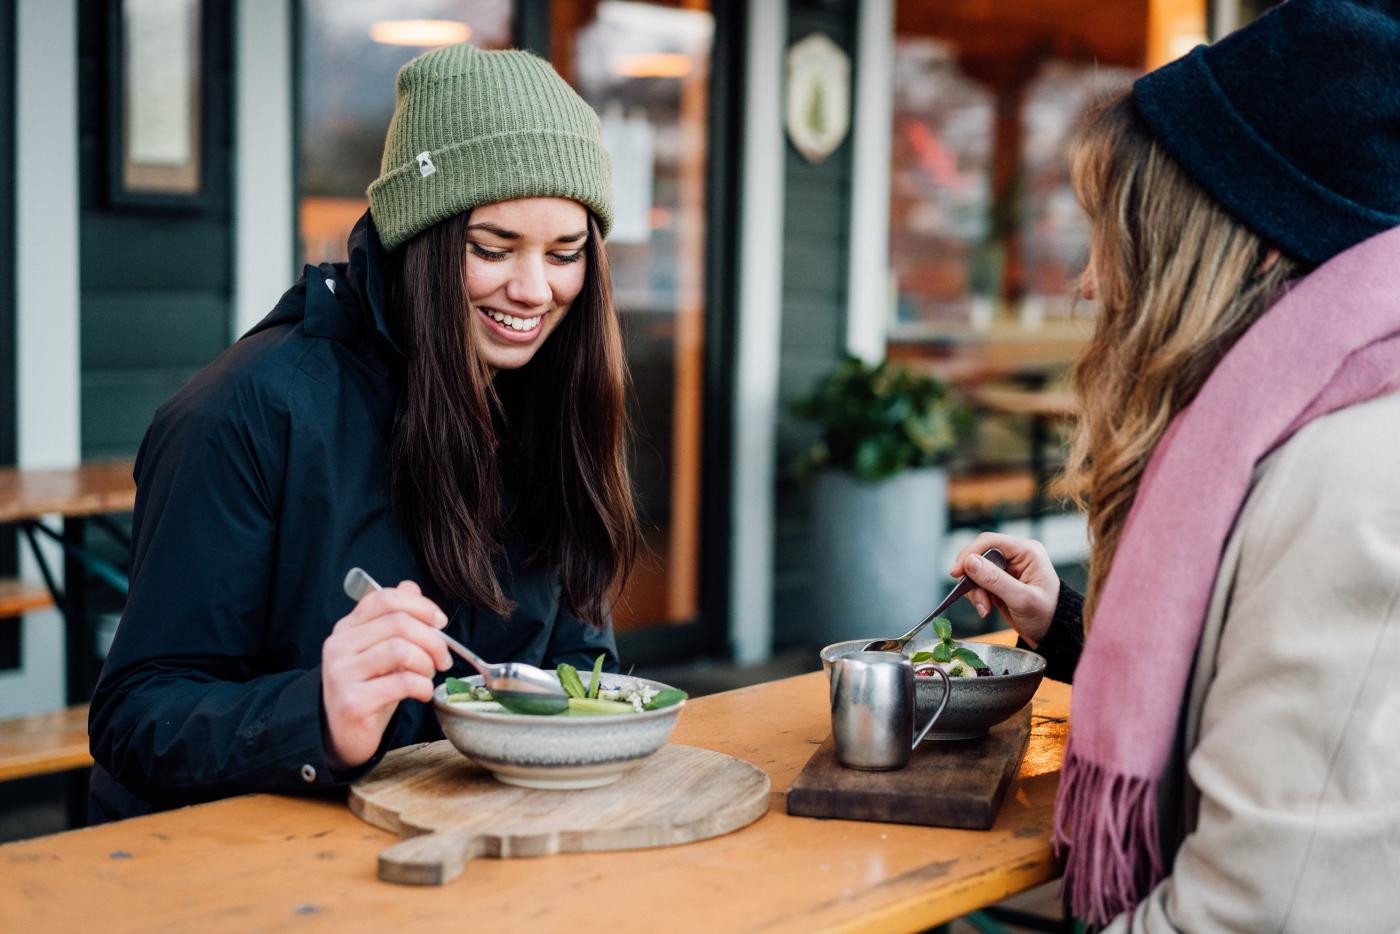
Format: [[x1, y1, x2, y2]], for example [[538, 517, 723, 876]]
[[0, 460, 136, 523], [0, 632, 1069, 933]]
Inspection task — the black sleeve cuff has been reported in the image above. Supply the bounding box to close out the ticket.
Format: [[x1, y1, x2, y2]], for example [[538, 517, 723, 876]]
[[309, 675, 423, 788], [1015, 583, 1085, 684]]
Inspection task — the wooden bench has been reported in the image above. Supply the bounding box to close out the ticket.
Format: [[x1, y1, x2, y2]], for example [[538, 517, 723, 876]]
[[0, 579, 71, 781], [0, 579, 54, 617], [0, 704, 91, 782], [947, 470, 1037, 515]]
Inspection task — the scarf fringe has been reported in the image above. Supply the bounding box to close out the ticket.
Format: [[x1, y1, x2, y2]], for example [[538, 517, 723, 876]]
[[1054, 741, 1165, 928]]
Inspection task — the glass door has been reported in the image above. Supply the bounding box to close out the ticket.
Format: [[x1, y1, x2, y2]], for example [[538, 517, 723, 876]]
[[549, 1, 714, 636], [298, 1, 514, 264]]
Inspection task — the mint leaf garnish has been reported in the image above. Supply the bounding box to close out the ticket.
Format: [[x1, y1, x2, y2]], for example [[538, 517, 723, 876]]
[[952, 647, 985, 669]]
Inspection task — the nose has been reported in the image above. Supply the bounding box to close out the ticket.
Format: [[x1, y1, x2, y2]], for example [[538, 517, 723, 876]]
[[505, 255, 552, 309]]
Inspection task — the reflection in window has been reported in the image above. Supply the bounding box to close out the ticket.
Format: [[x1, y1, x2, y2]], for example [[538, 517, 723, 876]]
[[298, 1, 512, 264], [889, 38, 993, 336], [889, 40, 1135, 339], [558, 2, 713, 631], [1018, 63, 1135, 328]]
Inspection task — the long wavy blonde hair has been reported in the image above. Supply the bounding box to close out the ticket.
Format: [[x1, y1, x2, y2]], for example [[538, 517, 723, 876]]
[[1057, 95, 1303, 625]]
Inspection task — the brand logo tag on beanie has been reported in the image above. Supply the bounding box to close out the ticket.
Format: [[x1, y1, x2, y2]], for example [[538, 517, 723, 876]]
[[416, 151, 437, 178]]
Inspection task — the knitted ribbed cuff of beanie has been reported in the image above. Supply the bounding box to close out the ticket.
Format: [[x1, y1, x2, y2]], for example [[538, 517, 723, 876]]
[[367, 44, 613, 251], [1131, 0, 1400, 268]]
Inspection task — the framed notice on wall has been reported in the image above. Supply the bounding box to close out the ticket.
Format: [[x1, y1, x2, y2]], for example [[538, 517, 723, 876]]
[[107, 0, 206, 208]]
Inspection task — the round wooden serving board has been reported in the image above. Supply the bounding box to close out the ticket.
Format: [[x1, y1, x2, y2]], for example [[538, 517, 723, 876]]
[[349, 740, 772, 885]]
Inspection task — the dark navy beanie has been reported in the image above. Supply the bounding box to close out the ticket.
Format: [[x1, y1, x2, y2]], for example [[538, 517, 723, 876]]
[[1132, 0, 1400, 267]]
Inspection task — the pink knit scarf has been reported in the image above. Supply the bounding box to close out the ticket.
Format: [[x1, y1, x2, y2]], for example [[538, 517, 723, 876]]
[[1055, 225, 1400, 927]]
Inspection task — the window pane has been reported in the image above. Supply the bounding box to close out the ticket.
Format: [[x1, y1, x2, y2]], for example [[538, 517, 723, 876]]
[[554, 1, 713, 632], [1018, 63, 1134, 328], [889, 38, 994, 336], [298, 1, 512, 264]]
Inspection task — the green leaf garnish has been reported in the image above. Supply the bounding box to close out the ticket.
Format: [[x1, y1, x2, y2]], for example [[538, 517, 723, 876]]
[[952, 647, 986, 669], [588, 653, 606, 699], [909, 651, 934, 664], [644, 688, 688, 710], [932, 617, 953, 642], [445, 676, 473, 695], [556, 663, 587, 699], [931, 642, 953, 663]]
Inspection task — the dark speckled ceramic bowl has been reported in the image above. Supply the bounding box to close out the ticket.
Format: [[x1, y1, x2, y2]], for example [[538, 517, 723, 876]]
[[433, 671, 684, 789], [820, 639, 1045, 739]]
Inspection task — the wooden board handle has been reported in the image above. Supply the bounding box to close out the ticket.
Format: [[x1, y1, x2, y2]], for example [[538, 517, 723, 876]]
[[379, 829, 493, 885]]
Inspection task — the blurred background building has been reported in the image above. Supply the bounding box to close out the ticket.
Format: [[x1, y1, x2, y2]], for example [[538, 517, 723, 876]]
[[0, 0, 1277, 836]]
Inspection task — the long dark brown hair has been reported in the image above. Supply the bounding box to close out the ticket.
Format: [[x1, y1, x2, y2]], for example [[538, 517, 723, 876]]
[[388, 210, 638, 627]]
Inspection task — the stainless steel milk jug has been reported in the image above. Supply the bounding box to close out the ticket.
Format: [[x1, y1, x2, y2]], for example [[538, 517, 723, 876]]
[[829, 651, 950, 770]]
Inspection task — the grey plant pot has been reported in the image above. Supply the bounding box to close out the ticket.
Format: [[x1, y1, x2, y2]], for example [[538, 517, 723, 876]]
[[809, 466, 949, 646]]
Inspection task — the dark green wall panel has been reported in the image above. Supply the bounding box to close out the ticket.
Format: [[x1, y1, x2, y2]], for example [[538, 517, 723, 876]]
[[783, 179, 848, 240], [782, 246, 846, 295], [80, 217, 232, 292], [773, 1, 859, 650], [78, 1, 233, 460], [80, 369, 197, 460], [81, 294, 230, 370]]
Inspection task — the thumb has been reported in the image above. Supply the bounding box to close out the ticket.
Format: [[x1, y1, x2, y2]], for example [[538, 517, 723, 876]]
[[964, 553, 1031, 613], [396, 579, 423, 596]]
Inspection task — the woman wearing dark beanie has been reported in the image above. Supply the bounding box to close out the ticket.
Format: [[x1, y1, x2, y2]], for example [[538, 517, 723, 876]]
[[950, 1, 1400, 929], [87, 45, 638, 820]]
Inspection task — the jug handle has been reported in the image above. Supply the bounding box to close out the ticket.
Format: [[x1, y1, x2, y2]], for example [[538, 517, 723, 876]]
[[911, 664, 952, 750]]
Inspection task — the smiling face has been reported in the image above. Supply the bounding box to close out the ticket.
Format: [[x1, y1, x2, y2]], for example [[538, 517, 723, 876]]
[[465, 197, 590, 371]]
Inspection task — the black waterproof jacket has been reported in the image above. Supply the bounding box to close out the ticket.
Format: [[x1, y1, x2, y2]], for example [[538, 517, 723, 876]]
[[88, 214, 618, 821]]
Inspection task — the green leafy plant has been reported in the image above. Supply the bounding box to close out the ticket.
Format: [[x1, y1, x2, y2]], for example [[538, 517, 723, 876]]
[[910, 618, 987, 669], [790, 356, 965, 481]]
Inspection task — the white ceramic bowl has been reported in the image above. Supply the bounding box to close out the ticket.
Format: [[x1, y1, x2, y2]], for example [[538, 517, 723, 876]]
[[820, 638, 1046, 739], [432, 671, 685, 790]]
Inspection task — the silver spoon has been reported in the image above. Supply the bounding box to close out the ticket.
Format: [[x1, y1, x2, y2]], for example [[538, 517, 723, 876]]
[[343, 567, 569, 715], [861, 547, 1009, 654]]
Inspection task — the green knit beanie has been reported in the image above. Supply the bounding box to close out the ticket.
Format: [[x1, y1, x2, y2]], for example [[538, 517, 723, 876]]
[[367, 44, 613, 250]]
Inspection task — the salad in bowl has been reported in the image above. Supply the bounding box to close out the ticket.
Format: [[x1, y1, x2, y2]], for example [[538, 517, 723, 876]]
[[821, 619, 1046, 739], [433, 656, 687, 790]]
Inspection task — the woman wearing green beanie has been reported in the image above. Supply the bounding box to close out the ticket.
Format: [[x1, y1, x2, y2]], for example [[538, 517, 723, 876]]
[[87, 44, 638, 820]]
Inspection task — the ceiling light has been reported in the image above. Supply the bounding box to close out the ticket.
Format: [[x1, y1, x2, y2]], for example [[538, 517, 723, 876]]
[[613, 52, 693, 79], [369, 19, 471, 47]]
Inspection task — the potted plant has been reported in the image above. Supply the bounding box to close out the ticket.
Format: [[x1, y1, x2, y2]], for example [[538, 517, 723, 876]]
[[790, 356, 965, 646]]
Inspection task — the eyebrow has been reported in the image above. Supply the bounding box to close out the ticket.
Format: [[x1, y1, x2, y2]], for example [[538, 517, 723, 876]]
[[466, 222, 588, 243]]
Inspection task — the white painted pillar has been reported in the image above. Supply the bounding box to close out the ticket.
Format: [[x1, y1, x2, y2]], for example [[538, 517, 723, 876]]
[[1, 0, 81, 714], [15, 0, 80, 470], [233, 0, 296, 341], [845, 0, 894, 364], [729, 0, 787, 665]]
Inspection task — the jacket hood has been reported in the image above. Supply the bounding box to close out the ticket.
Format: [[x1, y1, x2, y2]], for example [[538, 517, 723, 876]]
[[241, 211, 404, 359]]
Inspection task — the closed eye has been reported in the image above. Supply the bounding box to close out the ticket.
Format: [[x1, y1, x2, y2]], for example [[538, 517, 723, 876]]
[[469, 243, 508, 261]]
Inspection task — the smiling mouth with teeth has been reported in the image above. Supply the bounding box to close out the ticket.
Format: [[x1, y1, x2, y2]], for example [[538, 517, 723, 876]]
[[482, 308, 543, 333]]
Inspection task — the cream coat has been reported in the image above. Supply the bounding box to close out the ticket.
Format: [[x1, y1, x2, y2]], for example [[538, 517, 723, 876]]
[[1105, 390, 1400, 932]]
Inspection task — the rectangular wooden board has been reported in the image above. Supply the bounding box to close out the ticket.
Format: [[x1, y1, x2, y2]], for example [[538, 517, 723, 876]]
[[786, 703, 1032, 830]]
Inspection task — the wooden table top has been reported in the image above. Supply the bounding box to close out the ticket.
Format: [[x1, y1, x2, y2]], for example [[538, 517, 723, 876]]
[[0, 633, 1069, 933], [0, 460, 136, 523]]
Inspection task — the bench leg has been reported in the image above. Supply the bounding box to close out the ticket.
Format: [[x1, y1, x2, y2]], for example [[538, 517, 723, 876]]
[[63, 517, 92, 704], [65, 768, 88, 830]]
